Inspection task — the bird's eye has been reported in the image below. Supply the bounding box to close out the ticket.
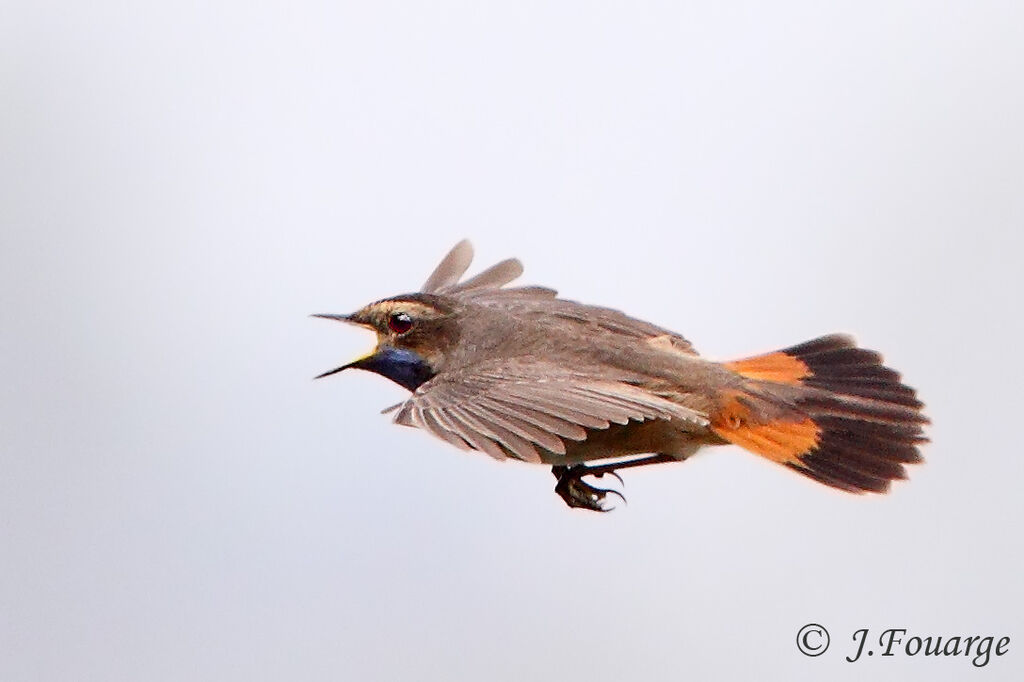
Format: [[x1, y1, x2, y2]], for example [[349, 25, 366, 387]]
[[387, 311, 414, 334]]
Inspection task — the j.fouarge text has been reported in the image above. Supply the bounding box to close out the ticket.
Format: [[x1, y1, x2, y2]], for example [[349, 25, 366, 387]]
[[846, 628, 1010, 667]]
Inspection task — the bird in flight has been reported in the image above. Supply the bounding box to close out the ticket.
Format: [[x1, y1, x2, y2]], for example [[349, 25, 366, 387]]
[[315, 240, 926, 511]]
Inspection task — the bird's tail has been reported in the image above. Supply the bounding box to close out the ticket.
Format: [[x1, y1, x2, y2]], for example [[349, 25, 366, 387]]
[[710, 334, 927, 493]]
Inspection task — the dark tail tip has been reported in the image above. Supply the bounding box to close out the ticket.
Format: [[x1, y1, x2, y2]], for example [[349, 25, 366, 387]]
[[781, 334, 927, 493]]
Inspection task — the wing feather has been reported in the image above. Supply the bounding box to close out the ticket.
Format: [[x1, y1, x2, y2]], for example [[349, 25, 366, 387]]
[[443, 410, 506, 460], [419, 409, 473, 451], [421, 242, 525, 295], [482, 396, 589, 441], [421, 240, 474, 293], [473, 396, 567, 454], [448, 258, 523, 292], [392, 359, 708, 461], [449, 405, 541, 462], [485, 390, 611, 430]]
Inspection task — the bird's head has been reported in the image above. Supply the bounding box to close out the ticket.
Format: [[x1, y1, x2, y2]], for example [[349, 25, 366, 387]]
[[313, 293, 461, 391], [314, 239, 525, 391]]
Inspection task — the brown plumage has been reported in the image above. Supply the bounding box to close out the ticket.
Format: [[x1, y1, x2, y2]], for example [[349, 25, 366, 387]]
[[315, 240, 927, 511]]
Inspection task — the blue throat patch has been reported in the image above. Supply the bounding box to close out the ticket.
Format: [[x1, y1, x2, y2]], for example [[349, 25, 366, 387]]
[[356, 346, 435, 391]]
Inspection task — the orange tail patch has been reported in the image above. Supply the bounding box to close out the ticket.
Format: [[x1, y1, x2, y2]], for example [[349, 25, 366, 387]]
[[725, 352, 810, 385], [711, 391, 819, 465]]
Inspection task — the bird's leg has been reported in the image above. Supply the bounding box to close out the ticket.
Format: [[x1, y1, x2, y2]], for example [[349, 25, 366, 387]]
[[551, 454, 679, 512], [552, 465, 618, 512]]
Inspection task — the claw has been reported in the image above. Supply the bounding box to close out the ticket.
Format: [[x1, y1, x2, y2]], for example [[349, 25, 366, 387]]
[[552, 464, 627, 512]]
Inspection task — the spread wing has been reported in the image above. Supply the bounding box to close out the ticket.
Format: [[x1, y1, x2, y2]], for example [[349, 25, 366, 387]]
[[392, 359, 708, 463], [419, 240, 697, 354]]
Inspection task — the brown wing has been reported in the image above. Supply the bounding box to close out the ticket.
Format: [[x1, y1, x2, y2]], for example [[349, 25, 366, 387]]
[[464, 290, 697, 353], [393, 359, 708, 463], [420, 241, 697, 354]]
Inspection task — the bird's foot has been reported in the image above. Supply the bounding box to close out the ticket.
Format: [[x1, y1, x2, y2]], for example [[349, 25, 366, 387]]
[[552, 465, 626, 512]]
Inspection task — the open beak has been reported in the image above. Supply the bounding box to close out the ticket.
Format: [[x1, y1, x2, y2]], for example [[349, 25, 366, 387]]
[[313, 356, 371, 380], [312, 312, 379, 379]]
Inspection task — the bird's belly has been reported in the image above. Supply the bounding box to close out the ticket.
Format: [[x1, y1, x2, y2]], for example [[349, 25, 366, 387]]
[[542, 419, 709, 466]]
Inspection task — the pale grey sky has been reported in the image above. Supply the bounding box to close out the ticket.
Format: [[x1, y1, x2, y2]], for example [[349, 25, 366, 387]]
[[2, 2, 1022, 681]]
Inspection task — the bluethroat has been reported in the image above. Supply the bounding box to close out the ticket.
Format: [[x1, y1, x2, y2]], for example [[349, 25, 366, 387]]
[[315, 241, 926, 511]]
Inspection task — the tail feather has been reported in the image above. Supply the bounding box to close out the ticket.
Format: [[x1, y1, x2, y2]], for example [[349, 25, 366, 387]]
[[713, 334, 927, 494]]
